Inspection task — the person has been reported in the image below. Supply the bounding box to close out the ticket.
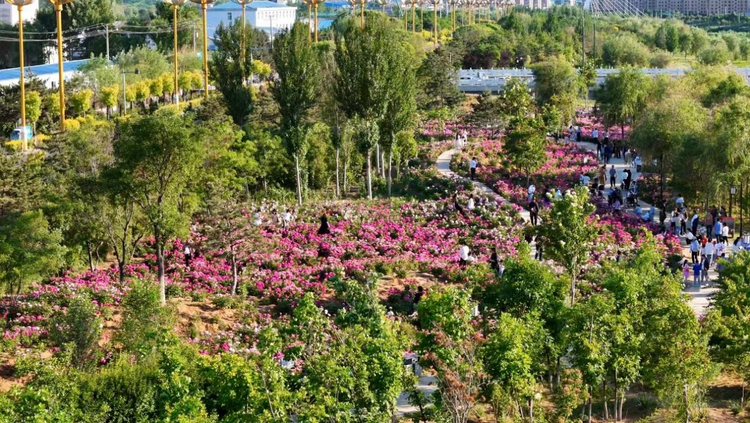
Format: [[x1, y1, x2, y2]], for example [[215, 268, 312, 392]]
[[702, 255, 710, 284], [282, 209, 293, 228], [598, 166, 606, 189], [634, 155, 642, 173], [535, 237, 544, 261], [734, 237, 742, 253], [675, 194, 685, 211], [693, 260, 703, 287], [679, 210, 687, 235], [609, 165, 617, 189], [459, 244, 472, 266], [592, 128, 599, 145], [690, 211, 699, 236], [489, 248, 504, 277], [722, 223, 730, 243], [318, 214, 331, 235], [624, 149, 632, 166], [253, 209, 263, 226], [467, 196, 475, 211], [716, 254, 727, 275], [528, 184, 536, 202], [576, 126, 582, 142], [615, 250, 622, 262], [690, 238, 701, 264], [705, 212, 714, 240], [704, 240, 715, 269], [604, 129, 610, 144], [604, 143, 612, 164], [453, 193, 465, 215], [528, 198, 539, 225], [682, 260, 691, 285], [183, 244, 192, 267], [469, 157, 478, 180], [716, 238, 726, 257], [413, 286, 424, 306], [714, 219, 723, 242], [659, 207, 667, 227], [568, 125, 575, 141], [670, 210, 678, 235]]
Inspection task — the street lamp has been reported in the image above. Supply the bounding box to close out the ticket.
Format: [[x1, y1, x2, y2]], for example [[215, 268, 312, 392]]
[[430, 0, 440, 44], [167, 0, 185, 105], [400, 0, 408, 29], [303, 0, 325, 42], [121, 68, 140, 115], [408, 0, 418, 32], [189, 0, 216, 99], [358, 0, 367, 28], [49, 0, 73, 133], [447, 0, 458, 32], [9, 0, 34, 151], [731, 185, 737, 217]]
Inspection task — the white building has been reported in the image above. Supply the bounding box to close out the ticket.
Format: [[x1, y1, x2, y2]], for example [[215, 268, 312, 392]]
[[0, 0, 39, 26], [206, 1, 296, 43]]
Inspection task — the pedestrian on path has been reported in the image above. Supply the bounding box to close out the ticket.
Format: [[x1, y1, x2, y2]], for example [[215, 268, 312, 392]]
[[682, 261, 691, 285], [609, 165, 617, 189], [704, 240, 715, 269], [634, 155, 642, 173], [604, 144, 612, 164], [624, 149, 632, 166], [469, 157, 478, 180], [693, 260, 703, 286], [690, 238, 701, 264], [528, 184, 536, 202], [691, 211, 699, 236], [529, 199, 539, 226]]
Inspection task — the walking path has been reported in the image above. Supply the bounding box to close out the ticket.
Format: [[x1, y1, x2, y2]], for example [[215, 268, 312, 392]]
[[437, 141, 718, 317]]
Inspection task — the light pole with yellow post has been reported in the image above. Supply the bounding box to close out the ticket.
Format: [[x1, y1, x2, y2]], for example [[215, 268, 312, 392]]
[[358, 0, 367, 28], [167, 0, 185, 105], [9, 0, 34, 151], [49, 0, 72, 133], [430, 0, 439, 44], [408, 0, 417, 32], [189, 0, 215, 98]]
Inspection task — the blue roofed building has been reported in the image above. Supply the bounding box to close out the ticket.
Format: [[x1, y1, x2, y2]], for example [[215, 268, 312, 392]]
[[0, 59, 91, 88]]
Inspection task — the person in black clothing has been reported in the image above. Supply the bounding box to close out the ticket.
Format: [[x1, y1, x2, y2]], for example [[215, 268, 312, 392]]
[[528, 199, 539, 225], [453, 193, 465, 216], [659, 206, 667, 227], [318, 214, 331, 235], [489, 248, 500, 273], [412, 286, 424, 313]]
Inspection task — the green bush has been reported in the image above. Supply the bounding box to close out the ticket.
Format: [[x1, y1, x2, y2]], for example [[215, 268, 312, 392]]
[[117, 279, 173, 354], [48, 293, 102, 369]]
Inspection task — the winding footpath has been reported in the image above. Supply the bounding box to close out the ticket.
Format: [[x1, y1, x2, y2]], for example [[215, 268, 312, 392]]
[[436, 142, 717, 317]]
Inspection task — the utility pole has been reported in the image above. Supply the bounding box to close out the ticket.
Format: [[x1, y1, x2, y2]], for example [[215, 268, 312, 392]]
[[105, 23, 110, 60]]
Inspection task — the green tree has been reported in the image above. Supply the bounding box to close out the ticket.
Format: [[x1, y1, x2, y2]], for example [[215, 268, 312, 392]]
[[113, 110, 203, 303], [504, 125, 547, 186], [70, 89, 93, 117], [601, 34, 651, 67], [417, 47, 464, 111], [535, 186, 597, 304], [100, 86, 118, 119], [210, 20, 256, 126], [594, 68, 651, 141], [531, 58, 577, 111], [272, 22, 320, 205], [0, 210, 66, 295], [630, 93, 707, 205], [49, 293, 101, 369], [25, 91, 41, 142]]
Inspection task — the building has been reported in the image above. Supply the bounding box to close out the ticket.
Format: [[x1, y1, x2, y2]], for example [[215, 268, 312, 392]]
[[206, 1, 296, 42], [632, 0, 749, 14], [0, 0, 39, 26], [0, 59, 91, 88]]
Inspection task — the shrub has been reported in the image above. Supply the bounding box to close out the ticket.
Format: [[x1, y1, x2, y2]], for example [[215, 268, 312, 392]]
[[117, 279, 173, 354], [48, 293, 101, 369]]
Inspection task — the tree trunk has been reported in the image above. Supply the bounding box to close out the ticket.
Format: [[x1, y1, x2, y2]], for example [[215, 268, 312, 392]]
[[343, 160, 349, 194], [375, 144, 381, 176], [588, 387, 593, 423], [603, 379, 609, 421], [157, 242, 166, 304], [86, 241, 95, 272], [529, 398, 534, 422], [366, 151, 373, 200], [684, 383, 690, 423], [335, 148, 341, 197], [231, 253, 238, 296], [387, 150, 393, 197], [294, 154, 303, 205], [118, 261, 126, 284], [614, 369, 619, 422], [619, 390, 625, 422]]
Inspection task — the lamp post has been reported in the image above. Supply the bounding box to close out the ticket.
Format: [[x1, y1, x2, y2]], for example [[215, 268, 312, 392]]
[[358, 0, 367, 27], [121, 68, 140, 116], [448, 0, 457, 32], [49, 0, 72, 132], [731, 185, 737, 217], [430, 0, 440, 44], [189, 0, 216, 99], [408, 0, 417, 32], [9, 0, 33, 151], [167, 0, 186, 105], [400, 0, 408, 29]]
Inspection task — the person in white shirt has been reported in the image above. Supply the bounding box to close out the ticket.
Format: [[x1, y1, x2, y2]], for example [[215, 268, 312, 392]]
[[459, 245, 472, 266], [722, 224, 730, 243], [528, 184, 536, 202], [467, 196, 475, 211], [634, 155, 642, 172], [675, 195, 685, 211], [704, 241, 716, 269], [282, 209, 293, 228], [592, 128, 599, 143], [253, 210, 263, 226], [469, 157, 478, 180]]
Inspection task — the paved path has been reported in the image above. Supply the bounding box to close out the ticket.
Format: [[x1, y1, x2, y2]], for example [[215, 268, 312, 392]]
[[572, 140, 719, 317], [439, 141, 718, 317]]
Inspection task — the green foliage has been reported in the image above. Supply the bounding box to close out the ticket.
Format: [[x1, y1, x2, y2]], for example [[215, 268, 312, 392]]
[[70, 89, 93, 117], [530, 57, 577, 112], [210, 20, 257, 126], [49, 294, 102, 369], [602, 34, 652, 67], [117, 279, 174, 355], [595, 67, 651, 135], [0, 210, 66, 295], [25, 91, 42, 125], [535, 186, 597, 303], [503, 125, 547, 186]]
